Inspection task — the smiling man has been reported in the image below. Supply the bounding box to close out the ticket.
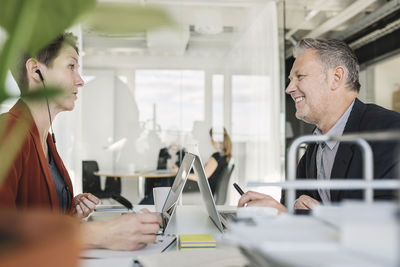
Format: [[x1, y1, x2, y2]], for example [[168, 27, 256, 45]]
[[239, 38, 400, 212]]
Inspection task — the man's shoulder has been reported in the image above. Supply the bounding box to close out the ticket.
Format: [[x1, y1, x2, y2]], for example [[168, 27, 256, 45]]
[[353, 100, 400, 130], [363, 103, 400, 128]]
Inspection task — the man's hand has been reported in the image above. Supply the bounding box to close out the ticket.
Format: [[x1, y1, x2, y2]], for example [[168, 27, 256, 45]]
[[73, 193, 100, 218], [294, 195, 320, 210], [237, 191, 287, 214], [84, 209, 162, 251]]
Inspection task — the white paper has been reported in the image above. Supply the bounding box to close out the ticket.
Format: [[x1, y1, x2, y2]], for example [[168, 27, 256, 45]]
[[81, 234, 176, 259]]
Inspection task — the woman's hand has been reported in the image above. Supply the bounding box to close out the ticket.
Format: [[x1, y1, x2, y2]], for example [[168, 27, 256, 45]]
[[73, 193, 100, 218], [82, 209, 162, 250]]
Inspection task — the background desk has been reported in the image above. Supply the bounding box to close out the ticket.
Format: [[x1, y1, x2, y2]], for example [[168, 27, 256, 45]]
[[94, 171, 175, 200], [94, 170, 175, 179]]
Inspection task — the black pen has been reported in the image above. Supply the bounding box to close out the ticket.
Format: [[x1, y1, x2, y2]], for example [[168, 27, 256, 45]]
[[233, 183, 245, 195], [111, 194, 142, 213]]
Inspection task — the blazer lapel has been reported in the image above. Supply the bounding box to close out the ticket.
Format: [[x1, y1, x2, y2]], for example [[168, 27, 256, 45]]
[[306, 143, 318, 178], [30, 130, 60, 210], [305, 143, 321, 200], [330, 98, 366, 201]]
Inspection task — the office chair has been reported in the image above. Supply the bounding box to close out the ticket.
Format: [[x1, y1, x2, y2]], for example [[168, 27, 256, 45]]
[[82, 160, 103, 196], [82, 160, 121, 199], [214, 161, 235, 205], [139, 147, 175, 204]]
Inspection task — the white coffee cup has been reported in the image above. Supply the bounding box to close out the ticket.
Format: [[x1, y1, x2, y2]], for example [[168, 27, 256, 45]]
[[153, 187, 171, 213]]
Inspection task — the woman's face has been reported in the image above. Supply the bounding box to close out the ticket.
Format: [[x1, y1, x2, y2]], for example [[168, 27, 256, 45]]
[[42, 45, 84, 112]]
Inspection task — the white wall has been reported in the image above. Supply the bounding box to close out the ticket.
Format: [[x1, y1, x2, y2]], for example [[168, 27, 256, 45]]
[[81, 70, 115, 170], [373, 54, 400, 110]]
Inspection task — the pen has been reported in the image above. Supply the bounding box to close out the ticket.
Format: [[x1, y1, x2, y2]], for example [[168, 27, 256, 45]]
[[111, 194, 142, 214], [233, 183, 245, 195]]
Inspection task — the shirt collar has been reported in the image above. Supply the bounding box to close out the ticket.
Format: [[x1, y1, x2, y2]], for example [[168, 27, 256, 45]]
[[313, 100, 355, 150]]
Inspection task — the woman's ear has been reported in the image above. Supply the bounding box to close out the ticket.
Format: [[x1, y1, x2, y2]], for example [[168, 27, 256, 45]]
[[26, 58, 42, 84]]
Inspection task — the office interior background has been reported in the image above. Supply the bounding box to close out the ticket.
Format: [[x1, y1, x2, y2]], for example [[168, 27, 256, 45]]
[[1, 0, 400, 205]]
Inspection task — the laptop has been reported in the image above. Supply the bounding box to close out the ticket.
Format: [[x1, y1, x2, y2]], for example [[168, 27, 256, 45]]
[[190, 153, 236, 232], [160, 153, 196, 232], [160, 152, 235, 233]]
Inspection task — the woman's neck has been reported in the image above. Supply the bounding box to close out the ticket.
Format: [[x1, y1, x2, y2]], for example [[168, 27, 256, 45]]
[[24, 99, 58, 145]]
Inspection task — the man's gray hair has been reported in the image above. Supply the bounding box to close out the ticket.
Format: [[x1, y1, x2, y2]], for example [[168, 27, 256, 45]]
[[293, 39, 360, 92]]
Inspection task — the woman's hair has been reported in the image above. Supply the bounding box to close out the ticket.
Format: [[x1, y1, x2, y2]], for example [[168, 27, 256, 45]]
[[209, 127, 232, 163]]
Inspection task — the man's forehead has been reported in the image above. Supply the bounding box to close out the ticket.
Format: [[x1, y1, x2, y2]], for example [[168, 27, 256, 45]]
[[290, 49, 320, 74]]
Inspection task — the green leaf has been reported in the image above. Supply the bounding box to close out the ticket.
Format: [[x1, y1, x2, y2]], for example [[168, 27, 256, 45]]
[[0, 0, 96, 55], [84, 3, 175, 35], [20, 86, 63, 100], [0, 86, 11, 103]]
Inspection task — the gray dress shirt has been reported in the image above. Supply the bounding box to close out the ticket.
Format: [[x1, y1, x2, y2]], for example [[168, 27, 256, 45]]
[[314, 100, 355, 204]]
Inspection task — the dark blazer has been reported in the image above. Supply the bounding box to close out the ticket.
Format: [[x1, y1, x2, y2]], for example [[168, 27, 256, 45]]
[[0, 100, 74, 211], [296, 98, 400, 202]]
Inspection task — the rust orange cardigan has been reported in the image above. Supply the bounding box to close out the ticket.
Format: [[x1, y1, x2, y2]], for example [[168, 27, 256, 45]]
[[0, 100, 74, 211]]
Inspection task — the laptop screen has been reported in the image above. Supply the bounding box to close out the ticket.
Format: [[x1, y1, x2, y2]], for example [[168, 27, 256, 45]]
[[161, 152, 196, 230]]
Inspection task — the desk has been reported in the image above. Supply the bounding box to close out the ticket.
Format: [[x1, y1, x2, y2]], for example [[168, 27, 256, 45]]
[[82, 205, 242, 267], [89, 205, 226, 237], [84, 203, 400, 267], [94, 170, 175, 179]]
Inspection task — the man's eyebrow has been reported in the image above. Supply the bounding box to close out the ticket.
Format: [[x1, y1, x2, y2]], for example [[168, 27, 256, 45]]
[[288, 70, 299, 80]]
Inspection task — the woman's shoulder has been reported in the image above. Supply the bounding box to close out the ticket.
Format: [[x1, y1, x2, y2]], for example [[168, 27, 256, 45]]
[[211, 152, 228, 164], [211, 151, 222, 159]]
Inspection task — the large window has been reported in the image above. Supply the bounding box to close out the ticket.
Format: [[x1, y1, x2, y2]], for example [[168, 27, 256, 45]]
[[232, 75, 270, 141], [135, 70, 204, 134], [212, 74, 224, 137]]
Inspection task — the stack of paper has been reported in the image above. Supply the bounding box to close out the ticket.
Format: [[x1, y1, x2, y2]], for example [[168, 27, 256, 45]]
[[179, 234, 216, 250]]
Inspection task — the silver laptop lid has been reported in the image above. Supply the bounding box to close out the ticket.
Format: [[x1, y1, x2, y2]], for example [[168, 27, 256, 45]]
[[161, 152, 196, 231], [192, 154, 225, 232]]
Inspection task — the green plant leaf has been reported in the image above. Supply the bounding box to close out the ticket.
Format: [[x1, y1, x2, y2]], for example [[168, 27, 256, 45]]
[[0, 0, 96, 55], [19, 86, 63, 100], [84, 3, 175, 35], [0, 86, 11, 103]]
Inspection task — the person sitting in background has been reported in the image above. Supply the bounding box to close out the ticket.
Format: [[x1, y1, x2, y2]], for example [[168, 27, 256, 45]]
[[0, 32, 161, 250], [173, 127, 232, 195], [239, 38, 400, 213]]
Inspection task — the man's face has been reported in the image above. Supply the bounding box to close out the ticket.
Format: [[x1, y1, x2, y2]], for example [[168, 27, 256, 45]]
[[286, 49, 331, 125], [42, 45, 84, 111]]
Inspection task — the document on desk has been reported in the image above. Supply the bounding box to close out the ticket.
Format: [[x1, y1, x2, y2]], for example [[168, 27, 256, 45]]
[[81, 234, 176, 259], [136, 245, 249, 267]]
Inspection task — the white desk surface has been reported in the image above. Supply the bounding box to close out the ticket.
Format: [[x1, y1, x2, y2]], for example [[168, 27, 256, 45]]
[[85, 204, 399, 267], [83, 205, 237, 267], [89, 205, 234, 238]]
